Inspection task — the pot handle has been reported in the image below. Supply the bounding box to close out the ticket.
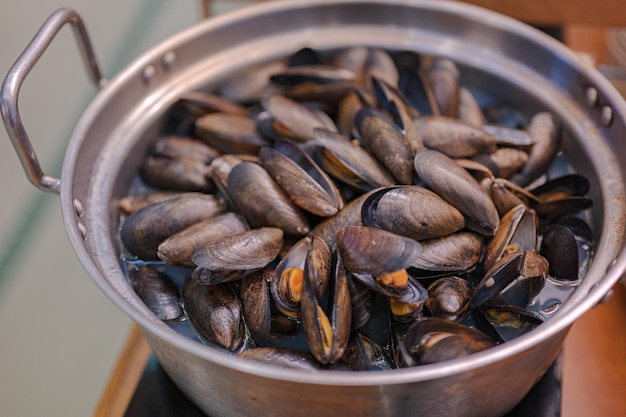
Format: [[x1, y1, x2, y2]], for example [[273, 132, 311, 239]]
[[0, 8, 105, 194]]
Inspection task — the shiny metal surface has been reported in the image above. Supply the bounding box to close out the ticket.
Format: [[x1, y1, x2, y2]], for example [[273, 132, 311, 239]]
[[0, 8, 104, 194], [4, 1, 626, 417]]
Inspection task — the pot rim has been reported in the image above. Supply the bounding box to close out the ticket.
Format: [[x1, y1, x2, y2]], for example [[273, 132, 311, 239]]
[[60, 0, 626, 386]]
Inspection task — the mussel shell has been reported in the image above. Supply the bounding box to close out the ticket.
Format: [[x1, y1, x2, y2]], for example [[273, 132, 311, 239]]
[[307, 128, 395, 191], [342, 332, 392, 371], [271, 237, 310, 313], [347, 275, 377, 330], [413, 116, 497, 158], [157, 212, 248, 267], [425, 58, 460, 118], [414, 149, 500, 236], [263, 95, 337, 142], [483, 204, 538, 272], [129, 265, 183, 321], [195, 112, 271, 154], [471, 251, 548, 309], [403, 318, 496, 365], [139, 155, 214, 193], [300, 248, 351, 364], [425, 276, 473, 321], [397, 68, 439, 116], [475, 147, 528, 179], [351, 272, 428, 303], [120, 194, 227, 260], [309, 189, 375, 251], [509, 112, 560, 187], [260, 141, 343, 217], [457, 87, 485, 128], [191, 227, 284, 273], [227, 162, 310, 235], [355, 107, 415, 184], [539, 224, 580, 281], [336, 226, 423, 276], [182, 280, 245, 351], [240, 267, 273, 345], [410, 231, 483, 273], [149, 135, 222, 163], [118, 191, 181, 215], [362, 186, 465, 240], [175, 90, 249, 118]]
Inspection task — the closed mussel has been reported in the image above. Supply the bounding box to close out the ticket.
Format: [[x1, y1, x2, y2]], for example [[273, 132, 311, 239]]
[[355, 106, 415, 184], [414, 149, 499, 236], [120, 194, 227, 260], [362, 186, 465, 240], [157, 212, 248, 267], [129, 265, 183, 321], [182, 280, 246, 352], [191, 227, 284, 284], [227, 161, 310, 235]]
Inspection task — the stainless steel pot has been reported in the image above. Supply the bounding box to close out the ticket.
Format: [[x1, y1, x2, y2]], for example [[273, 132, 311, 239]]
[[3, 1, 626, 416]]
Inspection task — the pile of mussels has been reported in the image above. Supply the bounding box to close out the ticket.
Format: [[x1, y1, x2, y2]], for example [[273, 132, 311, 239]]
[[119, 47, 593, 371]]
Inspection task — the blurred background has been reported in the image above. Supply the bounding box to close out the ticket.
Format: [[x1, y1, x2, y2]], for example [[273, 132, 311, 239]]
[[1, 1, 625, 417], [0, 1, 258, 416]]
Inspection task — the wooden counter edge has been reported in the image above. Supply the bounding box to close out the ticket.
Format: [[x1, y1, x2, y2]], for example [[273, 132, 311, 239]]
[[93, 325, 152, 417]]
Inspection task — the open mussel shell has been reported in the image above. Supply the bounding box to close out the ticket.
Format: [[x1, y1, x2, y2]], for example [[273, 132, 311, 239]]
[[414, 149, 500, 236], [306, 128, 395, 191], [227, 161, 310, 235], [483, 204, 538, 272], [476, 298, 544, 330], [260, 141, 343, 217], [157, 212, 248, 267], [403, 318, 497, 365], [410, 231, 483, 273], [471, 250, 548, 309], [362, 186, 465, 241], [190, 227, 284, 284], [347, 275, 377, 330], [269, 64, 357, 86], [182, 280, 246, 352], [300, 248, 351, 365], [271, 237, 310, 314], [129, 265, 183, 321], [528, 174, 593, 222], [120, 194, 227, 260], [336, 226, 423, 277]]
